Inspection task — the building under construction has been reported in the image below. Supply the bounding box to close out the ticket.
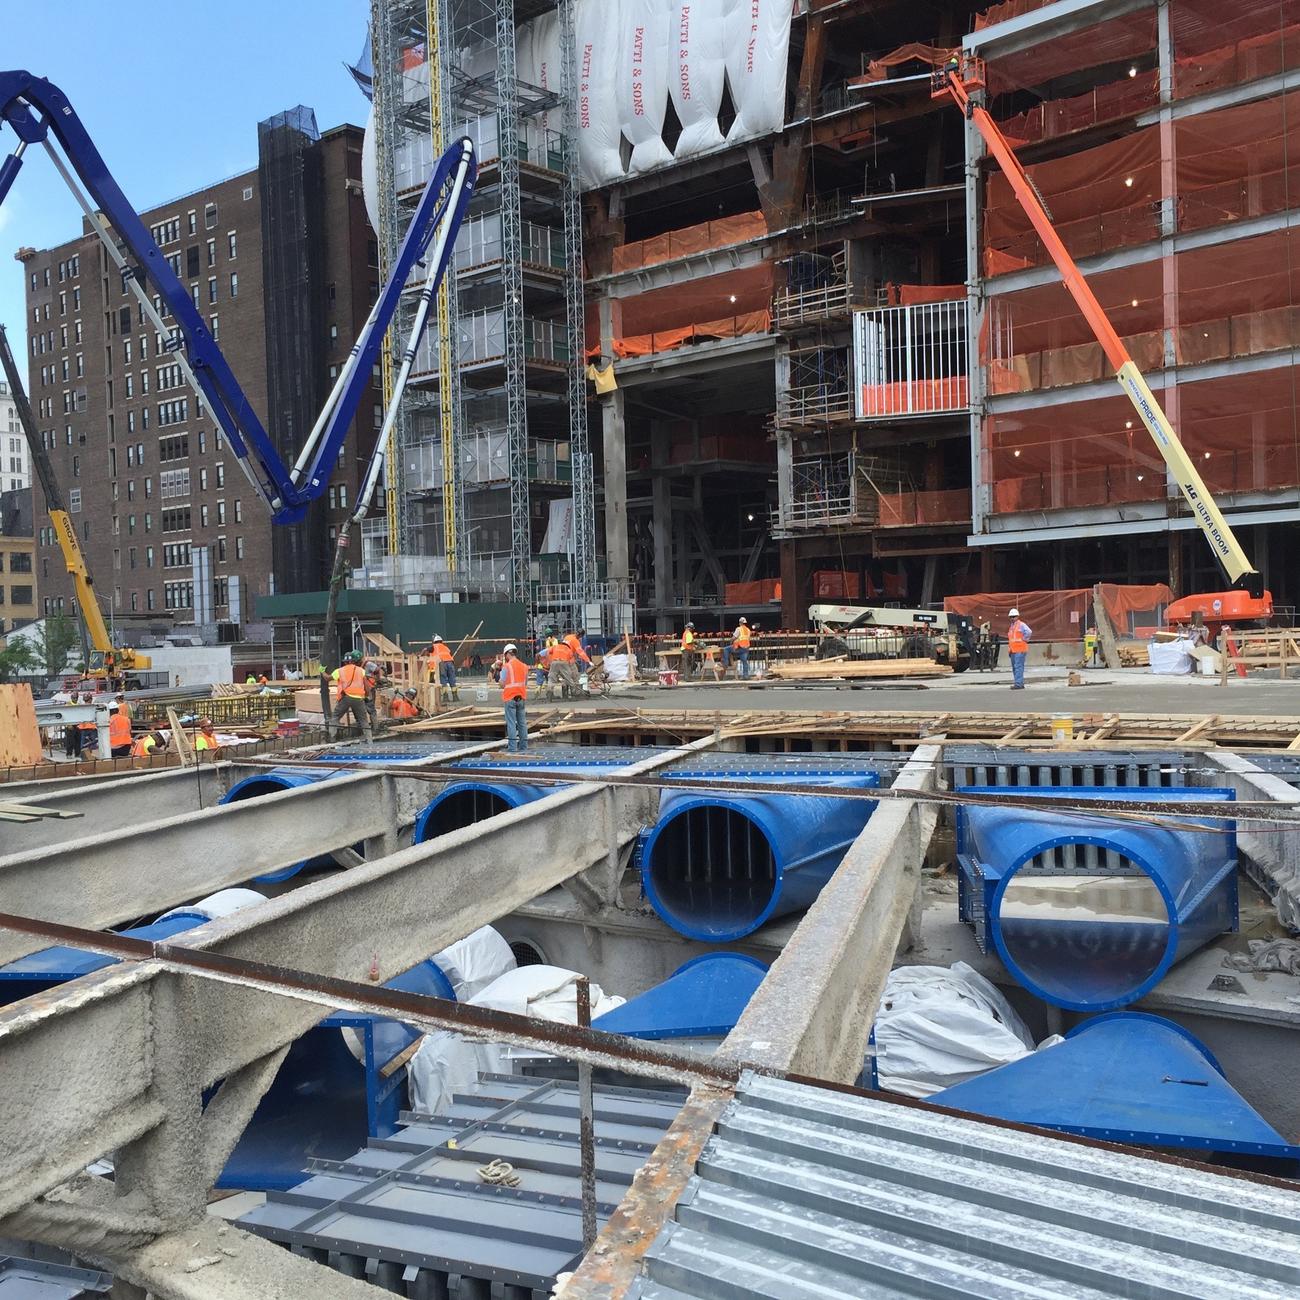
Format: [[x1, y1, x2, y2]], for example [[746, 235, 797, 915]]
[[363, 0, 1300, 633]]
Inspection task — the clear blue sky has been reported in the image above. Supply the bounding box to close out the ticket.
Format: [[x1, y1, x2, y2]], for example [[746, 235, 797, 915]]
[[0, 0, 370, 361]]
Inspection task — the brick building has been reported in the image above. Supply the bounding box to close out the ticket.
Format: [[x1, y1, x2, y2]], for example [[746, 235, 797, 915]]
[[19, 111, 378, 635], [0, 487, 36, 637]]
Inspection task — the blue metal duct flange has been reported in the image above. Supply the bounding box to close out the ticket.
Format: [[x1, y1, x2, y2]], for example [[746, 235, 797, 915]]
[[640, 774, 881, 942], [956, 786, 1238, 1012], [592, 953, 768, 1040], [932, 1012, 1300, 1168]]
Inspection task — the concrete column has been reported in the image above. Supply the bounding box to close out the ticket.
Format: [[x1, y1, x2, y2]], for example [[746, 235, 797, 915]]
[[651, 422, 673, 631]]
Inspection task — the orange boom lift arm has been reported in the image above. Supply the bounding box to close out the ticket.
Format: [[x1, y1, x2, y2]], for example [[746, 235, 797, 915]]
[[934, 55, 1269, 618]]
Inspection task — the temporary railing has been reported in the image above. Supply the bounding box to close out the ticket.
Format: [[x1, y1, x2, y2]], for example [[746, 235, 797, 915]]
[[776, 451, 903, 530], [853, 299, 970, 418]]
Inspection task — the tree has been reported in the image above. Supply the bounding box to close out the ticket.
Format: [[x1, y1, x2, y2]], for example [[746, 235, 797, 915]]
[[0, 638, 41, 682], [33, 612, 80, 676]]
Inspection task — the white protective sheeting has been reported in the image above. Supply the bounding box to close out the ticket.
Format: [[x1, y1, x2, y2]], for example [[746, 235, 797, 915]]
[[619, 0, 675, 174], [1148, 638, 1195, 674], [161, 888, 267, 922], [407, 964, 625, 1117], [576, 0, 625, 186], [724, 0, 793, 141], [433, 925, 517, 1001], [874, 962, 1036, 1098], [599, 651, 634, 682], [671, 0, 728, 158]]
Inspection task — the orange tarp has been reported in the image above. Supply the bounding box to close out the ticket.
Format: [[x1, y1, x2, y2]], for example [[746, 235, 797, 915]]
[[876, 489, 971, 528], [611, 211, 768, 273], [612, 311, 770, 359], [944, 585, 1172, 642], [887, 283, 966, 306]]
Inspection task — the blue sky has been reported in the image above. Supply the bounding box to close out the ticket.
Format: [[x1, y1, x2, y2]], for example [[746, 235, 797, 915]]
[[0, 0, 370, 361]]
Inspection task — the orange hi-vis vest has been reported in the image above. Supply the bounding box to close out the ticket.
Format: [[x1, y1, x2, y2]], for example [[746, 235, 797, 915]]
[[108, 712, 132, 747], [733, 624, 751, 648], [1008, 620, 1030, 654], [549, 640, 575, 662], [563, 633, 590, 663], [337, 663, 368, 698], [502, 656, 529, 701], [390, 695, 417, 718], [680, 629, 695, 650], [429, 641, 453, 664]]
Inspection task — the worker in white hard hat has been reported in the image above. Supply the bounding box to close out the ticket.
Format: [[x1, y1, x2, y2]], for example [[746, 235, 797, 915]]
[[500, 643, 530, 753], [723, 616, 753, 679], [1007, 608, 1033, 690]]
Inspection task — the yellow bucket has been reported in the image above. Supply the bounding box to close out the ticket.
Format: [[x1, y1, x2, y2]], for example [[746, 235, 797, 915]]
[[1051, 713, 1074, 742]]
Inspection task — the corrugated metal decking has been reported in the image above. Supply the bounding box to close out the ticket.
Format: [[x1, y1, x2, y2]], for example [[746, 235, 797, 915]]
[[630, 1072, 1300, 1299]]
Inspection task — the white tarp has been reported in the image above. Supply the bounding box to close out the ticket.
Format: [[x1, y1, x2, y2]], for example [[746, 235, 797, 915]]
[[161, 888, 267, 922], [874, 962, 1036, 1098], [576, 0, 625, 186], [671, 0, 727, 158], [433, 925, 516, 1001], [619, 0, 675, 174], [723, 0, 793, 141], [599, 651, 634, 682], [1149, 638, 1195, 675]]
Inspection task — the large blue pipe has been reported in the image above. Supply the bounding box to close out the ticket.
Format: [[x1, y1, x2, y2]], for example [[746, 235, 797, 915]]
[[958, 786, 1237, 1012], [221, 766, 352, 882], [640, 773, 880, 941]]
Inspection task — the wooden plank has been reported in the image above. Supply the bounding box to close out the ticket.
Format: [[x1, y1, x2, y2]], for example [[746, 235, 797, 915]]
[[1091, 586, 1122, 671], [1174, 714, 1219, 743], [0, 685, 42, 767], [166, 707, 195, 767], [996, 716, 1039, 742]]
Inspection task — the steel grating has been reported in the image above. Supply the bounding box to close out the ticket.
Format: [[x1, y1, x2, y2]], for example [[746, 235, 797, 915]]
[[630, 1071, 1300, 1299], [945, 746, 1193, 790], [240, 1074, 683, 1295]]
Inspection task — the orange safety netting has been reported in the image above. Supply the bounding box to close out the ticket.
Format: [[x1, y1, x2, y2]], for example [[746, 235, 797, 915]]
[[997, 74, 1158, 146], [985, 90, 1300, 273], [973, 0, 1052, 31], [986, 11, 1157, 99], [861, 377, 970, 413], [985, 227, 1300, 395], [588, 263, 773, 359], [876, 489, 971, 528], [944, 589, 1093, 642], [725, 579, 781, 605], [944, 585, 1173, 641], [1172, 0, 1300, 98], [985, 367, 1300, 514], [611, 211, 768, 273], [885, 283, 966, 306], [855, 42, 951, 84]]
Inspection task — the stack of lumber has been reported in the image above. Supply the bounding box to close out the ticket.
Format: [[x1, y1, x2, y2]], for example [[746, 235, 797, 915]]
[[764, 656, 952, 681], [1117, 644, 1150, 667]]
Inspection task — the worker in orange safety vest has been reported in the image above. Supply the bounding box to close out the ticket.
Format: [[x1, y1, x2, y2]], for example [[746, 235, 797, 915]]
[[545, 636, 580, 701], [107, 704, 133, 757], [389, 687, 420, 719], [501, 643, 530, 753], [1007, 607, 1033, 690], [331, 651, 373, 740], [427, 635, 460, 701], [679, 622, 699, 678], [722, 617, 752, 678]]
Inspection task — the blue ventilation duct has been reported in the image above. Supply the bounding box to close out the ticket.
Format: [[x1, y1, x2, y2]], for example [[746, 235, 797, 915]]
[[592, 953, 768, 1040], [220, 766, 356, 882], [957, 786, 1237, 1011], [932, 1012, 1300, 1168], [639, 774, 880, 942]]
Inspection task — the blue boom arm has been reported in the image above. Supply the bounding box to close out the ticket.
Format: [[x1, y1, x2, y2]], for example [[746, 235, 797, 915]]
[[0, 70, 474, 523]]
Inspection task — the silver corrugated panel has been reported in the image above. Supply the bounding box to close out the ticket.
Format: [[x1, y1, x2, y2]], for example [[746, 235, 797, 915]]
[[241, 1075, 683, 1296], [1248, 755, 1300, 790], [0, 1254, 110, 1298], [632, 1072, 1300, 1299]]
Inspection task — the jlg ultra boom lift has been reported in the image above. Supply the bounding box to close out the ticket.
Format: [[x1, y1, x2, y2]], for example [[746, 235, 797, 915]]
[[933, 55, 1272, 629], [0, 70, 475, 679]]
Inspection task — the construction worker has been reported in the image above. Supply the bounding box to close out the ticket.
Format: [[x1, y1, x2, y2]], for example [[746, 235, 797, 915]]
[[363, 659, 383, 730], [1082, 624, 1098, 667], [1007, 608, 1033, 690], [194, 718, 220, 754], [107, 703, 133, 758], [563, 629, 592, 669], [131, 720, 166, 758], [723, 617, 752, 678], [245, 672, 257, 685], [331, 650, 373, 740], [389, 687, 420, 720], [76, 694, 98, 758], [501, 643, 530, 753], [545, 633, 580, 701], [428, 635, 460, 701], [680, 622, 698, 678], [114, 691, 133, 723]]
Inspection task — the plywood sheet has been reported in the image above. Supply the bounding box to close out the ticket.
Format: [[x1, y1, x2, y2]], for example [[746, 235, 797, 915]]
[[0, 684, 43, 767]]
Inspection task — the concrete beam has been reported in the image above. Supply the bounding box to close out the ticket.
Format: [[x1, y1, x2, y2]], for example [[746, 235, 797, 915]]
[[3, 766, 226, 851], [720, 746, 940, 1083], [1208, 753, 1300, 931], [0, 770, 420, 965]]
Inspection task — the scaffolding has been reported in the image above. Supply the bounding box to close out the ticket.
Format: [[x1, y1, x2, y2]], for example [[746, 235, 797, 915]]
[[368, 0, 594, 628]]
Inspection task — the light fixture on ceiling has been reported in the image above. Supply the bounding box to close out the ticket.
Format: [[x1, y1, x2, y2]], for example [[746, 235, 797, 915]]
[[1124, 176, 1134, 187], [1013, 449, 1021, 457], [746, 512, 755, 521], [1129, 65, 1138, 77]]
